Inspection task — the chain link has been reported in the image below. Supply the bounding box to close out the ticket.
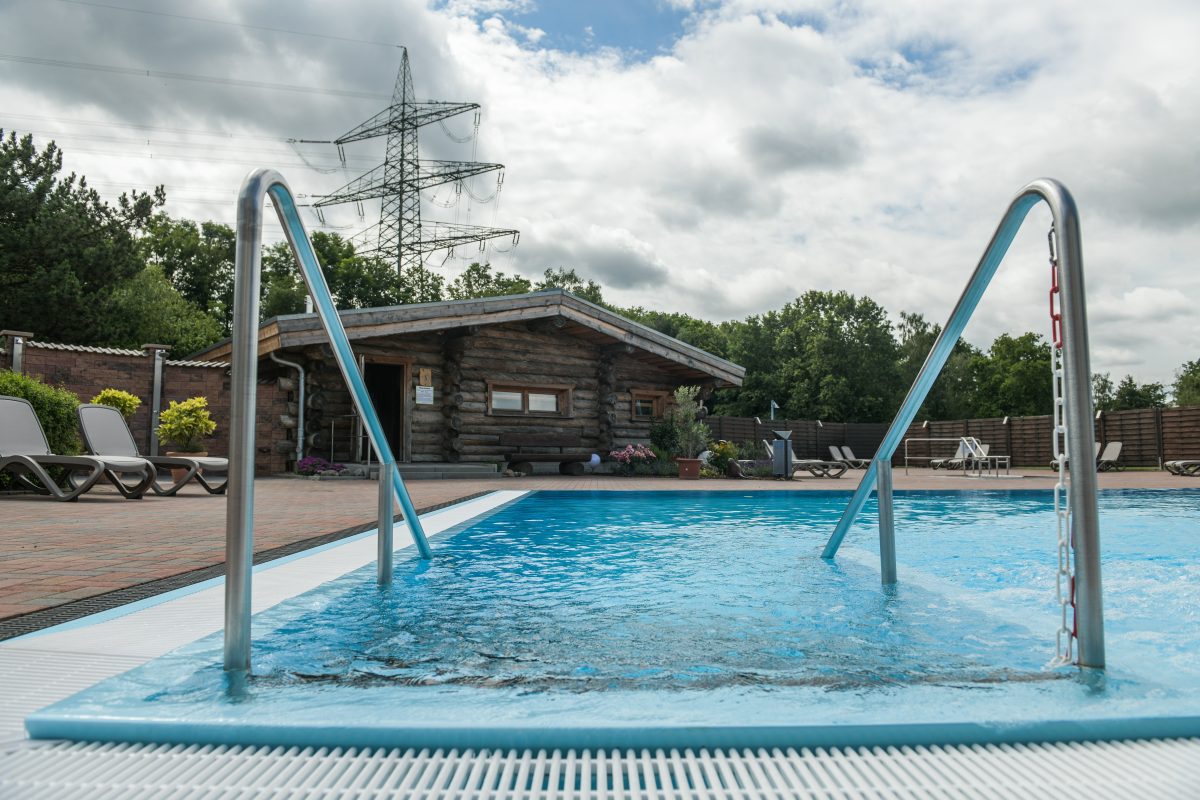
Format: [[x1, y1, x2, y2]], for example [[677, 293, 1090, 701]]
[[1047, 223, 1076, 668]]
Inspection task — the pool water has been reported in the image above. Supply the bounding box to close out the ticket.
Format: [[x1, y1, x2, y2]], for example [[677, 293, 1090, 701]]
[[28, 489, 1200, 748]]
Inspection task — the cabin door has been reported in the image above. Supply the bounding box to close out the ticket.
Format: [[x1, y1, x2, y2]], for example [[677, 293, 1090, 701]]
[[363, 361, 409, 462]]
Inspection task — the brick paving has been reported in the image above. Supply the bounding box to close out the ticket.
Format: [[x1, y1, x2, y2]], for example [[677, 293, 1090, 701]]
[[0, 469, 1194, 629]]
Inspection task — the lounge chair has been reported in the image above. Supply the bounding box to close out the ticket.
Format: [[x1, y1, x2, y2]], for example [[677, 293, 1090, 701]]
[[1050, 442, 1101, 470], [77, 403, 228, 495], [1096, 441, 1123, 472], [837, 446, 870, 469], [1165, 460, 1200, 476], [0, 395, 156, 501], [764, 439, 846, 478], [931, 439, 974, 470]]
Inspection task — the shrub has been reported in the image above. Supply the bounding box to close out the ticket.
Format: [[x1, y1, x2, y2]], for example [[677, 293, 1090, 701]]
[[669, 386, 711, 458], [157, 396, 217, 452], [296, 456, 345, 476], [706, 439, 739, 476], [648, 418, 678, 455], [699, 464, 722, 478], [91, 388, 141, 418], [0, 370, 81, 455], [608, 444, 656, 476]]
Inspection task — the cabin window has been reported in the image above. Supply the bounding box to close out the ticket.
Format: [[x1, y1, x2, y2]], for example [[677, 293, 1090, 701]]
[[631, 390, 668, 420], [487, 383, 572, 417]]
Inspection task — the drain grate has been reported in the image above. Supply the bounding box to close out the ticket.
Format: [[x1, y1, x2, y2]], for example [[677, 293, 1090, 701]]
[[1, 739, 1197, 799]]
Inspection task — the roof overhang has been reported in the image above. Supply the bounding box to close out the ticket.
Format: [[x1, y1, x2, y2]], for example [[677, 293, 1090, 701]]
[[193, 290, 744, 387]]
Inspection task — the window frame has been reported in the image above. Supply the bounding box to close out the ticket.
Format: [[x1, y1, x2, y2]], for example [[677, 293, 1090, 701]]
[[631, 389, 670, 421], [486, 381, 574, 418]]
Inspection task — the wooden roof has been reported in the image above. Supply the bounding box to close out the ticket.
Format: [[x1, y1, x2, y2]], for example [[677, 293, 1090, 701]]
[[193, 290, 745, 387]]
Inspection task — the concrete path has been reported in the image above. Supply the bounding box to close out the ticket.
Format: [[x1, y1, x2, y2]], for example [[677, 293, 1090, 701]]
[[1, 468, 1193, 626]]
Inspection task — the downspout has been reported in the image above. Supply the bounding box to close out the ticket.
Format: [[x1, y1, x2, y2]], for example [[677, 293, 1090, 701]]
[[269, 352, 305, 466]]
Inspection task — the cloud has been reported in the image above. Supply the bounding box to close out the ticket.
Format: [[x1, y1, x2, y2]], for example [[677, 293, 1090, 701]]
[[2, 0, 1198, 384]]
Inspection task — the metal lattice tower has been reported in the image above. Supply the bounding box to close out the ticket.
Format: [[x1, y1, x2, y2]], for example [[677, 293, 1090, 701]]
[[313, 48, 518, 273]]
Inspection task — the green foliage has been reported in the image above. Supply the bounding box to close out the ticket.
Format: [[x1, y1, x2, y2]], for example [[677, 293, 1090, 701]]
[[1092, 373, 1116, 412], [706, 439, 739, 476], [620, 307, 730, 358], [0, 131, 163, 345], [1172, 360, 1200, 407], [895, 312, 980, 420], [1113, 375, 1166, 410], [90, 388, 141, 418], [140, 214, 235, 334], [536, 267, 604, 304], [102, 265, 224, 355], [156, 396, 217, 452], [447, 262, 532, 300], [0, 370, 81, 455], [648, 418, 679, 454], [669, 385, 711, 458], [715, 291, 903, 422], [259, 233, 445, 317], [969, 333, 1052, 417]]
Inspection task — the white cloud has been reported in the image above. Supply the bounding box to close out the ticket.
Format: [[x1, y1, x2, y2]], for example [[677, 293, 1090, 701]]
[[1, 0, 1197, 384]]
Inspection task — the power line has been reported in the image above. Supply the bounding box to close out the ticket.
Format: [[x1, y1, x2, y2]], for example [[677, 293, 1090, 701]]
[[2, 111, 312, 142], [0, 53, 391, 100], [55, 0, 402, 49]]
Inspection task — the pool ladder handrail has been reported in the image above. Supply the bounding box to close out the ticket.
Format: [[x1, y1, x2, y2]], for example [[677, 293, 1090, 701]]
[[224, 168, 431, 676], [820, 178, 1105, 672]]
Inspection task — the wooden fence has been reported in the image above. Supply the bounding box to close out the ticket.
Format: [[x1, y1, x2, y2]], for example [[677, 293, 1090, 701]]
[[706, 406, 1200, 469]]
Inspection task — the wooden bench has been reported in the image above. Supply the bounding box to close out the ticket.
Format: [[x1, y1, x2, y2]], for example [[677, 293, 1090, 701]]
[[498, 433, 592, 476]]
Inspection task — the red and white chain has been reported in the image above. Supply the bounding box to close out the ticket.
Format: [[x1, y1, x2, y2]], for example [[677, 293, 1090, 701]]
[[1047, 224, 1076, 667]]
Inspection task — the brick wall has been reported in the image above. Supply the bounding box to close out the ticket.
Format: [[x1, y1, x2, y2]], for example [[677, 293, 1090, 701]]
[[6, 338, 291, 475]]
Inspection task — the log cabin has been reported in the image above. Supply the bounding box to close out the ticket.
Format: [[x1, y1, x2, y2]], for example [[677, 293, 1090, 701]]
[[193, 290, 744, 476]]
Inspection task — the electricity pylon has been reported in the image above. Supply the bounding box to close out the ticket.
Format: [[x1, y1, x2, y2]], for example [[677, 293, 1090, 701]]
[[313, 47, 518, 273]]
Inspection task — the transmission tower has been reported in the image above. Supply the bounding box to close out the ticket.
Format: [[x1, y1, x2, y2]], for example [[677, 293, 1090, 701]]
[[313, 48, 518, 273]]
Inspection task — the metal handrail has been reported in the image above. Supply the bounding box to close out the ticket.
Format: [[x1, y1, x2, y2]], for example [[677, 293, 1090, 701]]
[[820, 178, 1104, 671], [224, 168, 431, 677]]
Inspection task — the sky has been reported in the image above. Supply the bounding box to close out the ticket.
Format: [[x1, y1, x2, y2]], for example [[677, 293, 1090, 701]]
[[1, 0, 1197, 386]]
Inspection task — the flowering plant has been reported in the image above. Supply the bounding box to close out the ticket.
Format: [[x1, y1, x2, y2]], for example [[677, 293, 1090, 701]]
[[296, 455, 346, 476], [608, 444, 656, 475]]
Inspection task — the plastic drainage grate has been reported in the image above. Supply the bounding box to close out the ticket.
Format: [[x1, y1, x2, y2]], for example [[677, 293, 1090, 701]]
[[1, 739, 1198, 799]]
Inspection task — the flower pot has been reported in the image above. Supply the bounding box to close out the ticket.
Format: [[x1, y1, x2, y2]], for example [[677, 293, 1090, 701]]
[[166, 451, 206, 484], [677, 457, 702, 480]]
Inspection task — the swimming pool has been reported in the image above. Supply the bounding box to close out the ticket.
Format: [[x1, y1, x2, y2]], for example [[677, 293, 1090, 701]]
[[27, 489, 1200, 749]]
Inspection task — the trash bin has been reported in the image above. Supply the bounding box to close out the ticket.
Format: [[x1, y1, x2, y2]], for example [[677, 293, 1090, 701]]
[[771, 430, 793, 478]]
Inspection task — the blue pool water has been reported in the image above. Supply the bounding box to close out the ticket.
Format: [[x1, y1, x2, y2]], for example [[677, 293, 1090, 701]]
[[28, 489, 1200, 748]]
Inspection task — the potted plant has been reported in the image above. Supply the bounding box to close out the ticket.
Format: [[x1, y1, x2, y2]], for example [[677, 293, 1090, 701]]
[[91, 388, 141, 419], [669, 386, 711, 480], [157, 397, 217, 480]]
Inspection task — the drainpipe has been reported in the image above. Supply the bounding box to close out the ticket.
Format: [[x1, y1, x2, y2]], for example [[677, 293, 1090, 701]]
[[269, 351, 305, 465], [2, 330, 33, 374]]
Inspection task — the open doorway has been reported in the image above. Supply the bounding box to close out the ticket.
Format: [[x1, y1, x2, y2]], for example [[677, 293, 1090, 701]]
[[363, 361, 407, 461]]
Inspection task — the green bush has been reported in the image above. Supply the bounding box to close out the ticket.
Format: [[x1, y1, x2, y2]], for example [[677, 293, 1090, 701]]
[[706, 439, 739, 476], [648, 418, 678, 455], [0, 370, 82, 455], [157, 396, 217, 452], [91, 388, 142, 418]]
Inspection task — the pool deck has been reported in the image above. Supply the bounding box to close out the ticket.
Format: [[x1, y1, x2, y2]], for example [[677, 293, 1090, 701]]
[[0, 467, 1192, 633]]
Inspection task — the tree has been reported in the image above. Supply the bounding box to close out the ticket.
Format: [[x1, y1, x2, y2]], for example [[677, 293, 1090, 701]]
[[140, 214, 236, 334], [1113, 375, 1166, 410], [447, 262, 532, 300], [0, 131, 163, 343], [259, 232, 444, 318], [1172, 359, 1200, 407], [1092, 373, 1116, 412], [103, 266, 224, 355], [970, 332, 1052, 417], [895, 311, 981, 420], [620, 307, 730, 359], [535, 267, 604, 305]]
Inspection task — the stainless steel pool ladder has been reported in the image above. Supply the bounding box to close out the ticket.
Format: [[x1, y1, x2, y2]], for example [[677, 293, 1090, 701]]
[[820, 179, 1105, 672], [224, 168, 431, 676]]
